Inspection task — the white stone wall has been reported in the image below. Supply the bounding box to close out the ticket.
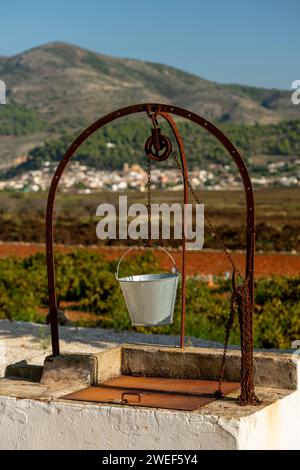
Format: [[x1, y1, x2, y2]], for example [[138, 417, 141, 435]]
[[1, 391, 300, 450], [0, 396, 237, 450], [237, 389, 300, 450]]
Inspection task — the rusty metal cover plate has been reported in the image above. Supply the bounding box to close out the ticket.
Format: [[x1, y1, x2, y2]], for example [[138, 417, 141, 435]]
[[62, 376, 239, 411]]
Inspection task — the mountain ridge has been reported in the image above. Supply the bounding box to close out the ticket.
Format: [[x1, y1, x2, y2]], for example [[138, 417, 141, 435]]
[[0, 42, 299, 169], [0, 41, 298, 126]]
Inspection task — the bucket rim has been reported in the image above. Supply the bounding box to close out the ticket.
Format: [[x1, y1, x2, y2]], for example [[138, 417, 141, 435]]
[[118, 272, 179, 283], [115, 245, 178, 280]]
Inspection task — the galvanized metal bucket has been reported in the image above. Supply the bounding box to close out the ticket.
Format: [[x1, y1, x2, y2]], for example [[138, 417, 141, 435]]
[[115, 246, 179, 326]]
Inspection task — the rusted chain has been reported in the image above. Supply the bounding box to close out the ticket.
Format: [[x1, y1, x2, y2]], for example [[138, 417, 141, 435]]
[[172, 152, 259, 405], [147, 154, 152, 246]]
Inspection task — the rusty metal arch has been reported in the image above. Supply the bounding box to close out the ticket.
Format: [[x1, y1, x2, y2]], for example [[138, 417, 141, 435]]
[[46, 103, 255, 402]]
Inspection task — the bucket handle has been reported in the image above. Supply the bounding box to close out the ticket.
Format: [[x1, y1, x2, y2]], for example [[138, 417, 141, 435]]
[[115, 245, 178, 280]]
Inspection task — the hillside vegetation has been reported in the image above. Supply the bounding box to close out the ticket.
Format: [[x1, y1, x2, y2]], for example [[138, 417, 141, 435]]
[[0, 104, 46, 136], [3, 118, 300, 177]]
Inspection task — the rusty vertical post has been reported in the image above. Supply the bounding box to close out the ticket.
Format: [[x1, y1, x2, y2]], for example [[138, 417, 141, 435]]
[[160, 112, 188, 349], [239, 192, 256, 404], [46, 179, 60, 356]]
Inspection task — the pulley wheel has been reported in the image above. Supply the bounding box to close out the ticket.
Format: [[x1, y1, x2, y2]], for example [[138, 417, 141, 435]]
[[145, 133, 172, 161]]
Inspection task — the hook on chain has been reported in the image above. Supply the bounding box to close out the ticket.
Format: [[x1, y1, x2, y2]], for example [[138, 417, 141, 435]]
[[145, 105, 172, 161]]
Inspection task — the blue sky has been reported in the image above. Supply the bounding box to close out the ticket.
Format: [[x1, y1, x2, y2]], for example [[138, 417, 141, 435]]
[[0, 0, 299, 89]]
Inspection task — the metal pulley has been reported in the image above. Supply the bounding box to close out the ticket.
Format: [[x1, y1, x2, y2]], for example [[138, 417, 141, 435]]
[[145, 107, 172, 161], [145, 127, 172, 161]]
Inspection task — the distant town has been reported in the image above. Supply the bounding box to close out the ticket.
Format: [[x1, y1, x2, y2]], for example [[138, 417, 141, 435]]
[[0, 159, 299, 193]]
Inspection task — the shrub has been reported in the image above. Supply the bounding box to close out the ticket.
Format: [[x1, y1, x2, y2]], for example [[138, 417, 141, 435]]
[[0, 250, 298, 349]]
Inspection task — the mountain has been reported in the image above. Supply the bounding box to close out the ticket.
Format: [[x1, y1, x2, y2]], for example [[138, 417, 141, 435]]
[[1, 42, 298, 125], [0, 42, 299, 168]]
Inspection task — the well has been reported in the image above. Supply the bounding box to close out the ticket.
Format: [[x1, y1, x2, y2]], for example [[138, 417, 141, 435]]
[[45, 103, 257, 405], [1, 344, 300, 449], [1, 102, 295, 449]]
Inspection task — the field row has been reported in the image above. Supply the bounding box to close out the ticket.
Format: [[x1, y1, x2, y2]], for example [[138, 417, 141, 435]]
[[0, 243, 299, 277]]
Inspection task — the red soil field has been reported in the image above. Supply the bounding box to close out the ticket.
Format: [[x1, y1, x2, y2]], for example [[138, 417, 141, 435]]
[[0, 242, 299, 277]]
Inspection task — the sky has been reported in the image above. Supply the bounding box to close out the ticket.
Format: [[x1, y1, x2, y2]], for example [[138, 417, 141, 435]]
[[0, 0, 299, 89]]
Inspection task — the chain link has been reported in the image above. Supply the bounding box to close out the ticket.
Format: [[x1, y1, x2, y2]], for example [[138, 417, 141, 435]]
[[147, 154, 152, 246]]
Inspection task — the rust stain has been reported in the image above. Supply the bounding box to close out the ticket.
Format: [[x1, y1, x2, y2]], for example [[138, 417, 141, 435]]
[[62, 375, 240, 411]]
